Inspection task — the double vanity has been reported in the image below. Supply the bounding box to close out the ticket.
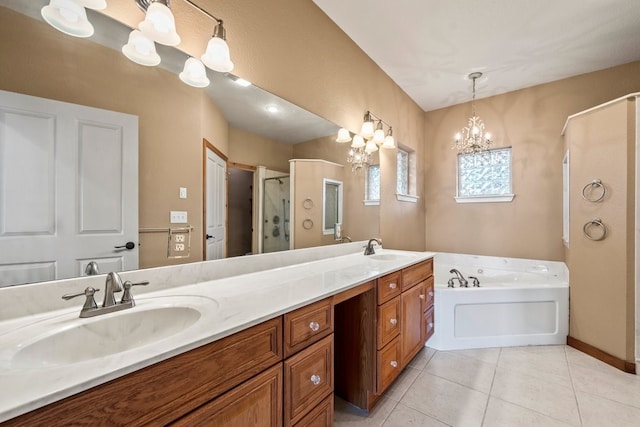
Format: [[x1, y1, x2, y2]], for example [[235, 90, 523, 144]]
[[0, 242, 434, 425]]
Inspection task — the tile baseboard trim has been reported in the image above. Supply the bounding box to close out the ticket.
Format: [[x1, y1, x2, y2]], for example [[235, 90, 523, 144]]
[[567, 336, 636, 374]]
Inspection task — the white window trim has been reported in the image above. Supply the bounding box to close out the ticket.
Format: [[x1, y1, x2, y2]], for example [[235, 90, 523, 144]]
[[455, 194, 515, 204], [363, 199, 380, 206], [322, 178, 343, 235], [396, 193, 420, 203]]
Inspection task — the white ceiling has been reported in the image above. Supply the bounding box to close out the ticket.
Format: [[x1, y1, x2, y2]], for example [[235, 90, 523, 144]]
[[312, 0, 640, 112]]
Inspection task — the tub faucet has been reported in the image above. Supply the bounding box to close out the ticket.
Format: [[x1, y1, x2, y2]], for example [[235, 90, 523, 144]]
[[449, 269, 468, 287], [364, 238, 382, 255]]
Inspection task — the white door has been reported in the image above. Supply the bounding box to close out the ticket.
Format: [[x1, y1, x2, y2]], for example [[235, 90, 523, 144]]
[[0, 90, 138, 286], [205, 147, 226, 260]]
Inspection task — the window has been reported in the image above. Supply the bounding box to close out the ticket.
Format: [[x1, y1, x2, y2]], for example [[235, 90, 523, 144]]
[[396, 147, 419, 202], [322, 179, 343, 235], [456, 147, 515, 203], [365, 164, 380, 205]]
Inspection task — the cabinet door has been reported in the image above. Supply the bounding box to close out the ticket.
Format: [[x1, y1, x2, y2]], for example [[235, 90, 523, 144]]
[[376, 337, 401, 393], [171, 363, 283, 427], [377, 296, 400, 349], [293, 394, 334, 427], [401, 283, 425, 367], [424, 306, 435, 343]]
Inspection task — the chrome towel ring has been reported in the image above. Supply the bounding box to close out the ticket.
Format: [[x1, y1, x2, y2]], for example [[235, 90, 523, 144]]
[[302, 219, 314, 230], [581, 179, 606, 202], [583, 218, 608, 241]]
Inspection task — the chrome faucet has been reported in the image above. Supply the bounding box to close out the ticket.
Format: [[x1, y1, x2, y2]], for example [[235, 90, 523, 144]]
[[85, 261, 100, 276], [448, 268, 468, 287], [364, 238, 382, 255], [62, 272, 149, 318]]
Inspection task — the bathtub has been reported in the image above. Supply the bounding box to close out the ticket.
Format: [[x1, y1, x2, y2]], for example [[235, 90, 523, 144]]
[[426, 252, 569, 351]]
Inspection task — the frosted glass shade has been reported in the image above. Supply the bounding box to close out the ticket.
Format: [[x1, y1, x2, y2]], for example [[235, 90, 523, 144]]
[[336, 128, 352, 143], [78, 0, 106, 9], [360, 120, 374, 139], [382, 134, 395, 149], [139, 2, 181, 46], [201, 37, 234, 73], [373, 128, 385, 145], [365, 140, 378, 154], [122, 30, 161, 66], [179, 57, 210, 88], [41, 0, 94, 38], [351, 135, 365, 148]]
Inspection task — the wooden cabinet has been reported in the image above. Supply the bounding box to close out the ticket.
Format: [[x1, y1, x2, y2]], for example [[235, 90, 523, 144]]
[[423, 277, 435, 342], [376, 337, 401, 393], [377, 296, 400, 349], [400, 281, 426, 367], [377, 271, 401, 304], [294, 394, 334, 427], [285, 298, 333, 358], [171, 363, 283, 427]]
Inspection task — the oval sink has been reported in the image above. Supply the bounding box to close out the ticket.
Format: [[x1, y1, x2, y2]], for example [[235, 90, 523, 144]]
[[12, 300, 207, 369]]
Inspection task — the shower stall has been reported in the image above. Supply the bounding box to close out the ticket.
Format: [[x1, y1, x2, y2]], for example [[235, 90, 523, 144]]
[[262, 176, 290, 253]]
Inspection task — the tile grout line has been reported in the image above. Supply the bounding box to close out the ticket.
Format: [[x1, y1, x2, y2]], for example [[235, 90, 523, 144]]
[[479, 347, 502, 426], [565, 346, 585, 426]]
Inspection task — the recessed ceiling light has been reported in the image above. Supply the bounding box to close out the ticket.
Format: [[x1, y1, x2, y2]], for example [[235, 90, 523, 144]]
[[234, 78, 251, 87], [265, 104, 279, 113]]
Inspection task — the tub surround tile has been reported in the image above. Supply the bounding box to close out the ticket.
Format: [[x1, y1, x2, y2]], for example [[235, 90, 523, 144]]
[[483, 397, 576, 427], [491, 367, 581, 426], [424, 351, 496, 393], [575, 391, 640, 427], [401, 371, 488, 427], [382, 403, 449, 427]]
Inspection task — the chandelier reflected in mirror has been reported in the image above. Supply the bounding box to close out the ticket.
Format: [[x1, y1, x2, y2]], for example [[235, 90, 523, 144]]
[[336, 111, 395, 173], [453, 72, 493, 154]]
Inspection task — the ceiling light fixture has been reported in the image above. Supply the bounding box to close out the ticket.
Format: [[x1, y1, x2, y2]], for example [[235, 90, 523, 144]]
[[336, 110, 395, 173], [137, 0, 181, 46], [453, 72, 493, 154], [179, 57, 210, 87], [121, 29, 161, 66]]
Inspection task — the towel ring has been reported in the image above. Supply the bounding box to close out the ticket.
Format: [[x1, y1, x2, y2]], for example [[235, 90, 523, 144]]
[[302, 219, 314, 230], [581, 179, 606, 202], [583, 218, 608, 241], [302, 198, 314, 210]]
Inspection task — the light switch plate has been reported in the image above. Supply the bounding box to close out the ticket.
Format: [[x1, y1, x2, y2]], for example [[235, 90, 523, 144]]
[[170, 211, 188, 223], [179, 187, 187, 199]]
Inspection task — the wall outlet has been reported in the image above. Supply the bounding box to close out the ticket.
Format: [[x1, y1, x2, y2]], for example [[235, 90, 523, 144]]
[[175, 234, 185, 243], [175, 243, 185, 251], [170, 211, 188, 223]]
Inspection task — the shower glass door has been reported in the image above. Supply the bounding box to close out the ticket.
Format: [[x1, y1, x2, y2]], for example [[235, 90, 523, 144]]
[[263, 176, 290, 253]]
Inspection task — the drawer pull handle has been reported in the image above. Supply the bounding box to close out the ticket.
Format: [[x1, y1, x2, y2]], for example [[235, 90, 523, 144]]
[[419, 294, 425, 300], [309, 321, 320, 332], [429, 291, 434, 297], [389, 282, 397, 289], [390, 360, 398, 368], [390, 318, 398, 326], [310, 374, 321, 385]]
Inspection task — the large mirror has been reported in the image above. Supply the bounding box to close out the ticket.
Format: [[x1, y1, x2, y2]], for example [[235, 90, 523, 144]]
[[0, 0, 379, 287]]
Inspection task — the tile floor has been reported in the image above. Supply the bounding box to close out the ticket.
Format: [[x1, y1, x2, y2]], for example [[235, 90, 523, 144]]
[[334, 345, 640, 426]]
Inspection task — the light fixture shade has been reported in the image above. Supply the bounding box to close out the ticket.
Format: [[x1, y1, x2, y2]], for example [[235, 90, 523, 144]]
[[179, 57, 210, 88], [336, 128, 352, 143], [364, 140, 378, 154], [78, 0, 106, 10], [201, 37, 234, 72], [360, 120, 374, 140], [351, 135, 365, 148], [373, 129, 385, 145], [122, 30, 161, 66], [41, 0, 94, 38], [139, 1, 181, 46], [382, 128, 395, 149]]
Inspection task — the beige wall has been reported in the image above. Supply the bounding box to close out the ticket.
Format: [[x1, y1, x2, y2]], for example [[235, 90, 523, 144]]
[[425, 62, 640, 261], [229, 127, 292, 173], [565, 98, 636, 362]]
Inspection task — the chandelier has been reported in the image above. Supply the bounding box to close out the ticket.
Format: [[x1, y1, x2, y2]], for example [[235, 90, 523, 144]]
[[336, 111, 395, 172], [453, 72, 492, 154]]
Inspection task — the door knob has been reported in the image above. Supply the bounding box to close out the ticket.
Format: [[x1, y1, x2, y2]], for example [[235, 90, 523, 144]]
[[206, 234, 213, 240], [114, 241, 135, 250]]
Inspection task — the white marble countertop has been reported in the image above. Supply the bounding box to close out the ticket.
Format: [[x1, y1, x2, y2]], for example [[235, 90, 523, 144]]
[[0, 247, 434, 422]]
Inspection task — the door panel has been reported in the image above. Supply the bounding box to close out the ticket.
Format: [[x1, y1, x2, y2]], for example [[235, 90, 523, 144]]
[[0, 90, 138, 286], [206, 147, 226, 260]]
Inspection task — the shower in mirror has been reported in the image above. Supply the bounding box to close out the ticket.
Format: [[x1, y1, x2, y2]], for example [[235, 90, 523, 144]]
[[263, 176, 291, 253]]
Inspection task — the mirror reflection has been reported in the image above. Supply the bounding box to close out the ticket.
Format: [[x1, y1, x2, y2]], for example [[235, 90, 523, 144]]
[[0, 0, 379, 288]]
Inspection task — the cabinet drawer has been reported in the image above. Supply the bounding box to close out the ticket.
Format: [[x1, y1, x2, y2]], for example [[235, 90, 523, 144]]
[[424, 276, 434, 309], [171, 363, 283, 427], [285, 298, 333, 357], [284, 335, 334, 426], [377, 296, 400, 349], [424, 306, 435, 342], [402, 258, 433, 290], [376, 337, 401, 394], [377, 271, 401, 304], [293, 394, 333, 427]]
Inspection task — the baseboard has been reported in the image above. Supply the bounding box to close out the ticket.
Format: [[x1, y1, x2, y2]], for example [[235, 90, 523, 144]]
[[567, 336, 636, 374]]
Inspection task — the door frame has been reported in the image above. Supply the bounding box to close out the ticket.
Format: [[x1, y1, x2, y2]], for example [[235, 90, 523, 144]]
[[228, 162, 257, 256], [202, 139, 228, 260]]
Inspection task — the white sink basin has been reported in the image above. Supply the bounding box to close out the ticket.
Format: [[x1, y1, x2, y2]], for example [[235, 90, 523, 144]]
[[367, 253, 414, 262], [9, 296, 214, 369]]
